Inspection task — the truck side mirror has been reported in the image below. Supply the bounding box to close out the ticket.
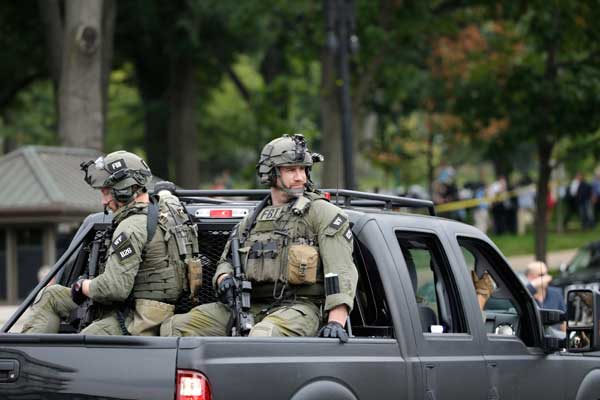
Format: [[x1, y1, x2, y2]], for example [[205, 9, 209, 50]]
[[540, 308, 564, 326], [566, 289, 600, 352], [539, 308, 566, 352]]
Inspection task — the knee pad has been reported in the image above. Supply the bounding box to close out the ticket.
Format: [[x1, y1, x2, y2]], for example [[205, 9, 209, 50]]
[[249, 320, 281, 337], [159, 316, 180, 337], [34, 285, 62, 306]]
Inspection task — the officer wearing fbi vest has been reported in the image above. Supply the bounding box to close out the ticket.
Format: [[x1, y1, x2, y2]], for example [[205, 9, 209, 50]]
[[161, 134, 358, 341], [22, 151, 187, 336]]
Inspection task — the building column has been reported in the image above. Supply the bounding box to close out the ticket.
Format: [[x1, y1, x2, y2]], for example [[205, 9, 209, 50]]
[[42, 225, 57, 267], [5, 227, 17, 304]]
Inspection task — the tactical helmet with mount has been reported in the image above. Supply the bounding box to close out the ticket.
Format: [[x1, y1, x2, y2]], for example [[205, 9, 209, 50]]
[[80, 150, 152, 204], [256, 134, 323, 187]]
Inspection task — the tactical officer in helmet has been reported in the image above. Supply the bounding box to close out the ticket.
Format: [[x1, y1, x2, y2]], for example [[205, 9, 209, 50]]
[[21, 151, 186, 336], [161, 134, 358, 342]]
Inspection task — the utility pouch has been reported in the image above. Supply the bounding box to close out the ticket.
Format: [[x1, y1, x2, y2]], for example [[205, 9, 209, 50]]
[[186, 257, 203, 300], [287, 244, 319, 285]]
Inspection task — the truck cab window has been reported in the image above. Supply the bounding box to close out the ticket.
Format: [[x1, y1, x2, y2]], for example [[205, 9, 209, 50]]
[[458, 237, 537, 346], [349, 237, 394, 338], [396, 232, 467, 334]]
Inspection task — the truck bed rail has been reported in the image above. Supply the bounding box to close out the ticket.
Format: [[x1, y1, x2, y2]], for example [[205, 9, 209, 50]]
[[170, 189, 435, 216]]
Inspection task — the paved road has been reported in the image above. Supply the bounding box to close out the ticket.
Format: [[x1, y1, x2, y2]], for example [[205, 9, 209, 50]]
[[0, 249, 578, 331], [0, 305, 21, 332], [507, 248, 576, 272]]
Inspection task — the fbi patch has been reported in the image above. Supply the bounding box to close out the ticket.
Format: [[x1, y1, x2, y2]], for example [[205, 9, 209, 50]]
[[111, 232, 129, 250], [343, 226, 353, 242], [328, 213, 347, 231], [106, 158, 126, 173], [116, 245, 136, 261], [258, 207, 282, 221]]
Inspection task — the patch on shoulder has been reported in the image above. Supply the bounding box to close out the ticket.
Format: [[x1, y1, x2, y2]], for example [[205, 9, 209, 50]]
[[116, 244, 136, 261], [111, 232, 129, 250], [328, 213, 347, 231], [343, 226, 353, 242]]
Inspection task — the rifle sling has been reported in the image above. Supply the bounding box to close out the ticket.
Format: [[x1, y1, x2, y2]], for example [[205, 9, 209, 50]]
[[146, 198, 159, 244], [241, 195, 270, 244]]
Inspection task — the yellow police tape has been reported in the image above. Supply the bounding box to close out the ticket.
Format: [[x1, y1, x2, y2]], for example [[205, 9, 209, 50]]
[[435, 186, 534, 213]]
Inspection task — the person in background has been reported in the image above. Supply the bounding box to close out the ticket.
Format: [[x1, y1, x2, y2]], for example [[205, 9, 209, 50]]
[[517, 176, 535, 236], [526, 260, 566, 331], [592, 167, 600, 226], [37, 265, 54, 285], [489, 176, 508, 234]]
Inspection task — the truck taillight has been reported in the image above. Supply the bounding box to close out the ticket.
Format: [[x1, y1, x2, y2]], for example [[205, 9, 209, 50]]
[[176, 370, 211, 400]]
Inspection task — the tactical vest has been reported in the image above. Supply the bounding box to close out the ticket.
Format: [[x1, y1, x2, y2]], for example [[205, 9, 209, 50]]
[[132, 195, 199, 303], [241, 192, 325, 299]]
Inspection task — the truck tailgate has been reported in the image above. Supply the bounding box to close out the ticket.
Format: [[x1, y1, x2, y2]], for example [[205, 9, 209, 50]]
[[0, 334, 178, 399]]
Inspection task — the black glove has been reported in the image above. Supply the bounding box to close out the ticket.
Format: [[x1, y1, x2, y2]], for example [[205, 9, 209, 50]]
[[154, 181, 177, 194], [318, 321, 349, 343], [216, 275, 236, 307], [70, 278, 87, 305]]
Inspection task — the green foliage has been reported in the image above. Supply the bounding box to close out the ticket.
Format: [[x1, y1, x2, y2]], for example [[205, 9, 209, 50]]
[[490, 225, 600, 258], [0, 2, 45, 82], [0, 81, 56, 147], [2, 0, 600, 195], [105, 65, 145, 155], [0, 1, 51, 149]]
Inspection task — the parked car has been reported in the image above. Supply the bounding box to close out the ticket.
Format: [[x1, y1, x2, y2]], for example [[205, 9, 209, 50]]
[[553, 241, 600, 296]]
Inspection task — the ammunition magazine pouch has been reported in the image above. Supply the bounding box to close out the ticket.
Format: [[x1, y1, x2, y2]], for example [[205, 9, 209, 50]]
[[249, 241, 278, 259], [186, 256, 203, 300]]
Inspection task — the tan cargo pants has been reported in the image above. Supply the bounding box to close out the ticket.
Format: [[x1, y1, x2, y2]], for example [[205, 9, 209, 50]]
[[160, 300, 321, 337], [21, 284, 174, 336]]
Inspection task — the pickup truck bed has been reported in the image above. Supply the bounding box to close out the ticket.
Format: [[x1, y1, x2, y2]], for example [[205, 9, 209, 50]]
[[1, 189, 599, 400]]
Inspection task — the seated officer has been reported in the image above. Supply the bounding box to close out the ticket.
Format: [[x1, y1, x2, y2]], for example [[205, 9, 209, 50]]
[[161, 134, 358, 342], [21, 151, 186, 336]]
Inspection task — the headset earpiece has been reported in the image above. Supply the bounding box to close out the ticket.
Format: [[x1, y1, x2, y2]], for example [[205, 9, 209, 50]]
[[111, 187, 133, 204]]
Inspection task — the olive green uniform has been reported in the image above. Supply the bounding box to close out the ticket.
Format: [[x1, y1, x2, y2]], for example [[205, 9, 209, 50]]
[[22, 195, 185, 336], [161, 191, 358, 337]]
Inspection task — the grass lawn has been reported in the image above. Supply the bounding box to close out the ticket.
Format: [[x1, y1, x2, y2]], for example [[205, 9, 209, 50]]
[[488, 225, 600, 257]]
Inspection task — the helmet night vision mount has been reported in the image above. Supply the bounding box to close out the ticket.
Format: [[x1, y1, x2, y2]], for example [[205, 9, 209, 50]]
[[81, 150, 152, 205]]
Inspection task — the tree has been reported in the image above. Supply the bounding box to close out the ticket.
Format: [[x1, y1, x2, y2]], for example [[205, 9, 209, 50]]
[[0, 2, 49, 151], [439, 3, 600, 260], [115, 0, 258, 185], [58, 0, 115, 150], [37, 0, 116, 151]]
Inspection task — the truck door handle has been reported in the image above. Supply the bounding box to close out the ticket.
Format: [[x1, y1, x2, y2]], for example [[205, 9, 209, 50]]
[[0, 359, 20, 383]]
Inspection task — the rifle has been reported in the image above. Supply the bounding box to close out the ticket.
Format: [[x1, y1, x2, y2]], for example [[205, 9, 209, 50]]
[[72, 228, 111, 331], [230, 236, 254, 336]]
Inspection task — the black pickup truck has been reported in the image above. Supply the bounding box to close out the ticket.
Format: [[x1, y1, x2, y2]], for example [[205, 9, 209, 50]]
[[1, 189, 600, 400]]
